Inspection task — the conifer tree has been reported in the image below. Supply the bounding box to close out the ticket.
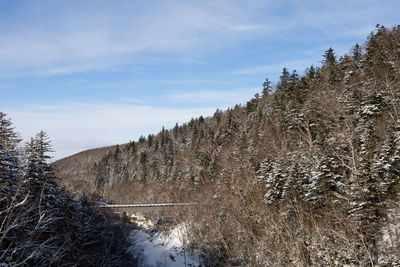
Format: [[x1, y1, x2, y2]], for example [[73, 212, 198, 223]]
[[372, 124, 400, 200], [322, 48, 337, 66], [0, 113, 21, 197], [352, 43, 363, 62], [0, 112, 21, 153], [305, 154, 345, 204], [278, 68, 290, 90], [306, 65, 316, 80], [262, 78, 273, 96], [23, 130, 56, 195], [259, 157, 287, 203], [284, 152, 312, 199], [322, 48, 341, 83]]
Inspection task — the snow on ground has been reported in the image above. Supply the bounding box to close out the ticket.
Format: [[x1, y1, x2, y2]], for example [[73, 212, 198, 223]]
[[129, 213, 155, 229], [127, 214, 200, 267]]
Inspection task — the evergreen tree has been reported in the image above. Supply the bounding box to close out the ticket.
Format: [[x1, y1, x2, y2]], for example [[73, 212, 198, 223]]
[[278, 68, 290, 90], [352, 43, 363, 62], [0, 112, 21, 153], [306, 65, 316, 80], [322, 48, 341, 83], [259, 157, 286, 203], [173, 123, 179, 139], [372, 124, 400, 199], [23, 130, 56, 195], [1, 114, 127, 266], [284, 152, 312, 199], [322, 48, 337, 65], [262, 78, 273, 96], [305, 154, 345, 204], [0, 113, 21, 198]]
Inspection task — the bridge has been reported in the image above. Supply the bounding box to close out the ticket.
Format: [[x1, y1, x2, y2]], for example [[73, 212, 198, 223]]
[[96, 202, 198, 213], [97, 203, 198, 224]]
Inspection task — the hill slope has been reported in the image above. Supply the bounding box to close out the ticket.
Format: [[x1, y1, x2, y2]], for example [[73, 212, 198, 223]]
[[54, 25, 400, 265], [1, 116, 129, 266]]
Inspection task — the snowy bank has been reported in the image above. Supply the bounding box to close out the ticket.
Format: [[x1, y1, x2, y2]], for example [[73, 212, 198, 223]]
[[127, 215, 200, 267]]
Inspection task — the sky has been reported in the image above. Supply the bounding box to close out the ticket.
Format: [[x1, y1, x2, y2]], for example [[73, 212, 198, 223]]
[[1, 0, 399, 160]]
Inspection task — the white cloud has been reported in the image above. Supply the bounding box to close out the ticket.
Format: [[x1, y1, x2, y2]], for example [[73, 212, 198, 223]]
[[166, 88, 260, 104], [228, 60, 316, 75], [6, 102, 219, 160], [0, 0, 269, 76], [228, 24, 267, 32], [2, 0, 397, 77], [3, 0, 400, 161], [159, 79, 232, 85]]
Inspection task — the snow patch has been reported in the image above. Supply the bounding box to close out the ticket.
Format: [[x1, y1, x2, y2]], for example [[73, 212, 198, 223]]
[[129, 213, 154, 229], [127, 223, 200, 267]]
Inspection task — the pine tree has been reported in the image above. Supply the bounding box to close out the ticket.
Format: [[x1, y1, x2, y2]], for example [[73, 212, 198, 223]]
[[284, 152, 312, 200], [259, 157, 287, 203], [306, 65, 316, 80], [322, 48, 341, 84], [262, 78, 273, 96], [0, 113, 21, 198], [23, 130, 56, 195], [0, 112, 21, 153], [0, 145, 20, 197], [322, 48, 337, 66], [278, 68, 290, 90], [305, 154, 345, 204], [372, 124, 400, 200], [352, 43, 363, 62]]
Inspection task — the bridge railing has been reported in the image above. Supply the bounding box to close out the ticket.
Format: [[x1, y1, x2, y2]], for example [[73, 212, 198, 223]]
[[96, 202, 200, 225], [96, 202, 198, 208]]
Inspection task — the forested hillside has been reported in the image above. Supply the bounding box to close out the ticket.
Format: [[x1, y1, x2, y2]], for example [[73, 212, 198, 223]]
[[0, 113, 129, 266], [54, 25, 400, 266]]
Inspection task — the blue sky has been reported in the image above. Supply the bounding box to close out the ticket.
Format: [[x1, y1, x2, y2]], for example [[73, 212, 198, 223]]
[[1, 0, 399, 159]]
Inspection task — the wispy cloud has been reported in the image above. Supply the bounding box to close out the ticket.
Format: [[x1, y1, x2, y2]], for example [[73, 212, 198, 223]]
[[0, 0, 267, 76], [166, 88, 260, 104], [3, 0, 399, 160], [228, 60, 316, 75], [6, 102, 219, 159], [159, 80, 233, 85], [228, 24, 267, 32], [120, 98, 147, 104], [1, 0, 397, 77]]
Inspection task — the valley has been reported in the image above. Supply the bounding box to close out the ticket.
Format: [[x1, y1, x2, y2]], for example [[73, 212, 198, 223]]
[[53, 25, 400, 266], [1, 3, 400, 264]]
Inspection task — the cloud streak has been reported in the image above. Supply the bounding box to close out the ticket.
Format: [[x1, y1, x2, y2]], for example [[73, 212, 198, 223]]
[[1, 0, 398, 77], [166, 88, 260, 104], [2, 0, 400, 160], [228, 60, 317, 75], [6, 102, 219, 160], [0, 0, 267, 76]]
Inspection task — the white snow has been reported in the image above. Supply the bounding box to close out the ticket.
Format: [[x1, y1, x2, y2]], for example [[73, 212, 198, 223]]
[[127, 215, 200, 267], [129, 213, 155, 229]]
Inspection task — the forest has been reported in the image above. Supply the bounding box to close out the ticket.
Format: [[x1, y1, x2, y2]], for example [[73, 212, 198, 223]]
[[2, 25, 399, 266], [0, 115, 132, 265], [55, 25, 400, 266]]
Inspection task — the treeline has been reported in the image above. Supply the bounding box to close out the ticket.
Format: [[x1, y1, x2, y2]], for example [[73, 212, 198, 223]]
[[0, 113, 130, 266], [55, 25, 400, 266]]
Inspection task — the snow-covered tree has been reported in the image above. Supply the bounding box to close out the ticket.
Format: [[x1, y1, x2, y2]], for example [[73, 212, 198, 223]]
[[0, 112, 21, 153], [23, 130, 56, 195], [0, 113, 21, 200], [259, 157, 286, 203], [372, 123, 400, 200], [305, 154, 345, 204]]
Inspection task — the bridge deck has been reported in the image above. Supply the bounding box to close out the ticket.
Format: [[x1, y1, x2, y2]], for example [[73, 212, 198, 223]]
[[97, 203, 195, 208], [97, 203, 198, 213]]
